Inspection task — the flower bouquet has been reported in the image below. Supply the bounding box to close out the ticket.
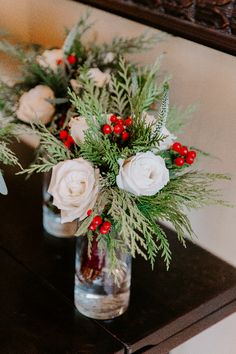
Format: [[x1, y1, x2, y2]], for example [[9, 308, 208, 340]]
[[0, 13, 161, 236], [21, 57, 229, 319]]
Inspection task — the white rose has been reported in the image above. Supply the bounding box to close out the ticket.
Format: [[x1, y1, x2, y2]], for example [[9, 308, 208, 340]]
[[142, 112, 176, 150], [116, 151, 169, 196], [36, 49, 63, 71], [88, 68, 111, 87], [69, 116, 89, 145], [16, 85, 55, 124], [48, 158, 99, 223]]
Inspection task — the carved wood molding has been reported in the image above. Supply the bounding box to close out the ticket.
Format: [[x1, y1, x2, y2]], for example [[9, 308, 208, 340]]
[[76, 0, 236, 56]]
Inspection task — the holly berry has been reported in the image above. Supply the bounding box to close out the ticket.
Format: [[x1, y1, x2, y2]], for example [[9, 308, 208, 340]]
[[56, 58, 63, 65], [180, 146, 188, 156], [121, 131, 129, 141], [64, 140, 71, 149], [88, 223, 97, 231], [67, 54, 76, 65], [188, 150, 197, 159], [102, 124, 112, 135], [59, 130, 68, 140], [99, 226, 110, 235], [101, 221, 111, 231], [185, 156, 194, 165], [92, 215, 103, 226], [67, 135, 75, 145], [117, 118, 124, 125], [109, 115, 117, 123], [175, 157, 185, 167], [113, 124, 124, 135], [124, 117, 132, 126], [172, 142, 182, 153], [87, 209, 92, 216]]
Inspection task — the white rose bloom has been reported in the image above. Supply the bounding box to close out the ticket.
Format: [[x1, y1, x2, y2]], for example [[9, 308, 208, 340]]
[[16, 85, 55, 124], [69, 116, 89, 145], [142, 112, 176, 150], [116, 151, 169, 196], [48, 158, 99, 223], [88, 68, 111, 87], [36, 49, 63, 71]]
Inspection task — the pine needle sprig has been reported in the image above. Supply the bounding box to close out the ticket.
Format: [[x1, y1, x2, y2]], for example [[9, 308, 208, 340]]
[[108, 188, 165, 263], [103, 31, 167, 55], [0, 141, 20, 167], [109, 76, 130, 116]]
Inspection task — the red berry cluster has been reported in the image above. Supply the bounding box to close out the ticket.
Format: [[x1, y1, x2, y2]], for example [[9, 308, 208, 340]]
[[171, 142, 197, 167], [87, 209, 111, 235], [59, 130, 75, 149], [102, 114, 132, 141]]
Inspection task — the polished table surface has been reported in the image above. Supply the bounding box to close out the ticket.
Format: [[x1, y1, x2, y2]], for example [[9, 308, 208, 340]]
[[0, 142, 236, 354]]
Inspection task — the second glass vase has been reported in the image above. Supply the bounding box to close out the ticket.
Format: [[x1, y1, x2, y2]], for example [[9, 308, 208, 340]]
[[42, 172, 77, 238]]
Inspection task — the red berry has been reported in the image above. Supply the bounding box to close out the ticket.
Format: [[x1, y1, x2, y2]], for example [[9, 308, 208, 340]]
[[188, 150, 197, 159], [113, 124, 124, 135], [121, 131, 129, 141], [109, 115, 117, 123], [92, 215, 103, 226], [87, 209, 92, 216], [180, 146, 188, 156], [67, 54, 76, 65], [56, 58, 63, 65], [101, 221, 111, 230], [117, 118, 124, 125], [67, 135, 75, 145], [59, 130, 68, 140], [99, 227, 109, 235], [124, 117, 132, 126], [64, 140, 72, 149], [185, 156, 194, 165], [102, 124, 112, 135], [175, 157, 185, 167], [172, 142, 182, 153], [89, 223, 97, 231]]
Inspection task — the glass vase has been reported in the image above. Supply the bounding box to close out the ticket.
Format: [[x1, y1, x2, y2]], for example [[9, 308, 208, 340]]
[[42, 172, 78, 238], [74, 236, 131, 320]]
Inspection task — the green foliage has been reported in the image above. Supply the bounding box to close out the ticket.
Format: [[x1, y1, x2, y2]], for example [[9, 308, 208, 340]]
[[0, 141, 19, 167]]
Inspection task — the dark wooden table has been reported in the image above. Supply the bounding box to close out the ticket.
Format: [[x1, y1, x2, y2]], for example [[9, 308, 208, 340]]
[[0, 142, 236, 354]]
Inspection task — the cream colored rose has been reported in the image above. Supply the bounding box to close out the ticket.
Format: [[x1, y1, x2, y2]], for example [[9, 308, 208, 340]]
[[143, 112, 176, 150], [116, 151, 169, 196], [69, 116, 89, 145], [48, 158, 99, 223], [88, 68, 111, 87], [16, 85, 55, 124], [36, 49, 63, 71]]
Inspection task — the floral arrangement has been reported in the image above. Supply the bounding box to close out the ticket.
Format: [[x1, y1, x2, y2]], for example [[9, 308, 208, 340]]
[[20, 56, 229, 275], [0, 13, 160, 148]]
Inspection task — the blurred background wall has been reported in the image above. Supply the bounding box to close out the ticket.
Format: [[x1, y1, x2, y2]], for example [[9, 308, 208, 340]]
[[1, 0, 235, 353]]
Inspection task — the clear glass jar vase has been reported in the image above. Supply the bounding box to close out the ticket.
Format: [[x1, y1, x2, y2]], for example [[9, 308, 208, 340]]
[[42, 172, 78, 238], [74, 236, 131, 320]]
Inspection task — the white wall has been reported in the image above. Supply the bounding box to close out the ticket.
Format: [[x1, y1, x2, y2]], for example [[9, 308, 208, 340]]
[[1, 1, 236, 353]]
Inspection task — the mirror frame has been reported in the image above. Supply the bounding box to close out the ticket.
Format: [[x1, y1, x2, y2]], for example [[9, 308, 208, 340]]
[[76, 0, 236, 56]]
